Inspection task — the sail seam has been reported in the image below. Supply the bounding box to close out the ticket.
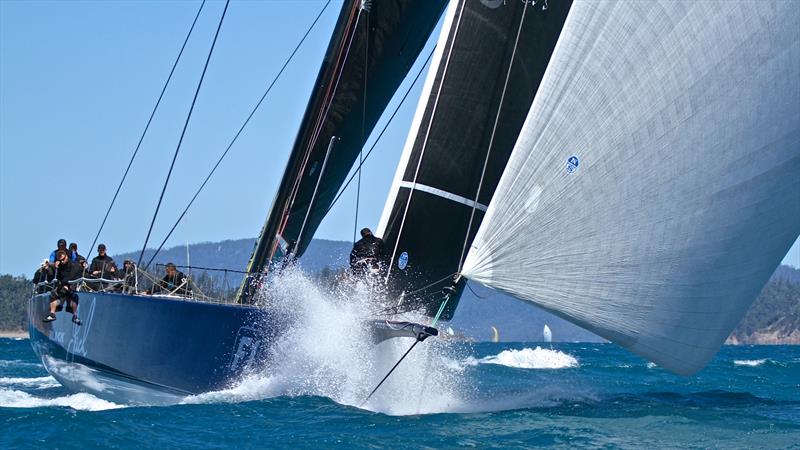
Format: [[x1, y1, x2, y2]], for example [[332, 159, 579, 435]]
[[399, 181, 487, 211]]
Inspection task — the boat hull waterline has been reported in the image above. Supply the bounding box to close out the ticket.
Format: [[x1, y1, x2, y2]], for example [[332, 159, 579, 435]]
[[27, 292, 430, 405]]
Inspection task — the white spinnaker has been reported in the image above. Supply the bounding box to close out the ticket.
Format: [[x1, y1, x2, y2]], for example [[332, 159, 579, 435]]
[[462, 0, 800, 375]]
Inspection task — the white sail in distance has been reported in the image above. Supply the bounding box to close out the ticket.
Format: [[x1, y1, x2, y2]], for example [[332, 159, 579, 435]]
[[462, 0, 800, 375], [543, 325, 552, 343]]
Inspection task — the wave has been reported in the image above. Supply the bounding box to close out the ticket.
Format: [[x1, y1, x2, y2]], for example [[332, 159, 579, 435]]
[[0, 376, 60, 389], [734, 359, 767, 367], [472, 347, 579, 369], [0, 359, 41, 369], [0, 388, 123, 411]]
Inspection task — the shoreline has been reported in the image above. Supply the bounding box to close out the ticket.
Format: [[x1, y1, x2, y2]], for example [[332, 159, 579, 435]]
[[0, 330, 28, 339]]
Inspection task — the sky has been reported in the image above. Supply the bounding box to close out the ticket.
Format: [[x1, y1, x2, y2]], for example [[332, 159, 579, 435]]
[[0, 0, 438, 276], [1, 0, 798, 277]]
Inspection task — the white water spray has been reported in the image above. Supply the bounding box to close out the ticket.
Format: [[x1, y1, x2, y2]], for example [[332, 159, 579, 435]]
[[189, 267, 470, 415]]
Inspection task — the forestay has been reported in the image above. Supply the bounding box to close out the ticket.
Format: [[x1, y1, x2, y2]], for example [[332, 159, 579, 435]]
[[462, 0, 800, 375]]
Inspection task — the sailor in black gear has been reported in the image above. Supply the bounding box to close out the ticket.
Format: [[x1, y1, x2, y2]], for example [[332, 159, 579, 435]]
[[153, 262, 192, 296], [350, 228, 386, 277], [32, 260, 54, 293], [90, 244, 117, 279], [43, 250, 81, 324], [118, 259, 137, 293]]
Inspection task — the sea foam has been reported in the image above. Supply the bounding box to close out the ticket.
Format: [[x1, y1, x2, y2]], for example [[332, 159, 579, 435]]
[[0, 376, 60, 389], [734, 359, 767, 367], [0, 388, 123, 411], [472, 347, 579, 369]]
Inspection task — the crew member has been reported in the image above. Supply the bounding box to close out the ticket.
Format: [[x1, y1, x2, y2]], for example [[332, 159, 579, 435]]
[[349, 228, 386, 276], [153, 263, 191, 296], [90, 244, 117, 279], [48, 239, 73, 263], [69, 243, 86, 266], [43, 250, 81, 324], [119, 259, 137, 293], [32, 260, 54, 293]]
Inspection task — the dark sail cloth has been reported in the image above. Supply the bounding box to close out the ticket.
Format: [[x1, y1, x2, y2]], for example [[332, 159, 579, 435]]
[[90, 255, 117, 278], [350, 235, 386, 276], [153, 271, 192, 296]]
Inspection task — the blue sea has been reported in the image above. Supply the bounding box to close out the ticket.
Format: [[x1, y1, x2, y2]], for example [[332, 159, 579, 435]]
[[1, 337, 798, 449]]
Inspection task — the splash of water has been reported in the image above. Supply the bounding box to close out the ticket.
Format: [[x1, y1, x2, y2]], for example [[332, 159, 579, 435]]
[[189, 267, 470, 415]]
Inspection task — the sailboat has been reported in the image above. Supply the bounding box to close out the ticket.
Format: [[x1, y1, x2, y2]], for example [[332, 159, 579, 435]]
[[543, 325, 552, 344], [27, 0, 799, 405]]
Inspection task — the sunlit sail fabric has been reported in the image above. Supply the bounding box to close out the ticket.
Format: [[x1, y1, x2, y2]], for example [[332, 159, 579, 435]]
[[462, 0, 800, 375]]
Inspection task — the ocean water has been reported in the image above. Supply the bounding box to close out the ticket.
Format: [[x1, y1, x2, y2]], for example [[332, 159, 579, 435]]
[[1, 337, 798, 449]]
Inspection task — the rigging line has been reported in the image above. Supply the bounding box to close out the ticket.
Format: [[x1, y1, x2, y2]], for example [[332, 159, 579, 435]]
[[137, 0, 230, 269], [143, 0, 332, 269], [88, 0, 206, 261], [361, 337, 421, 406], [324, 46, 435, 215], [385, 0, 468, 285], [275, 5, 363, 244], [269, 4, 363, 265], [354, 10, 369, 244], [457, 1, 529, 273]]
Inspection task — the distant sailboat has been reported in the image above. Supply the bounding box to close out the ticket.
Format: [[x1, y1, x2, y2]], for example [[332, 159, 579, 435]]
[[490, 326, 500, 343], [543, 325, 552, 343]]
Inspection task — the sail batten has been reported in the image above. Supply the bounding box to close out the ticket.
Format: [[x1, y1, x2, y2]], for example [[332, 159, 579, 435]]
[[463, 0, 800, 375]]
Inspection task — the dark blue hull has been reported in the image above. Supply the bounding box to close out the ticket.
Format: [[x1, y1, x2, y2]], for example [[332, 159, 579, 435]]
[[27, 292, 275, 405]]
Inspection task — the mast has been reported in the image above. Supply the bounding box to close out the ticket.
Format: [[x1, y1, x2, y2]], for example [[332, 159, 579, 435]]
[[238, 0, 448, 304], [377, 0, 573, 320]]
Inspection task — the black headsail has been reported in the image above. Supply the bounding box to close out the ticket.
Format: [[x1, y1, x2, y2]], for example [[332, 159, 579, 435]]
[[378, 0, 573, 320], [238, 0, 447, 304]]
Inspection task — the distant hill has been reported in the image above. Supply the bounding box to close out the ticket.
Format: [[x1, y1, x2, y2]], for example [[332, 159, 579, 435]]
[[2, 238, 798, 344], [727, 265, 800, 344]]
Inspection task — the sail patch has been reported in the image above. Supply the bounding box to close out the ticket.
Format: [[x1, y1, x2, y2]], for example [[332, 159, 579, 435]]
[[398, 252, 409, 270], [566, 155, 579, 174]]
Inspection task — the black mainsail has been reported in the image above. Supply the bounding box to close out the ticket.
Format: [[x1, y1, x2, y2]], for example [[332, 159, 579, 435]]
[[239, 0, 448, 303], [377, 0, 572, 320]]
